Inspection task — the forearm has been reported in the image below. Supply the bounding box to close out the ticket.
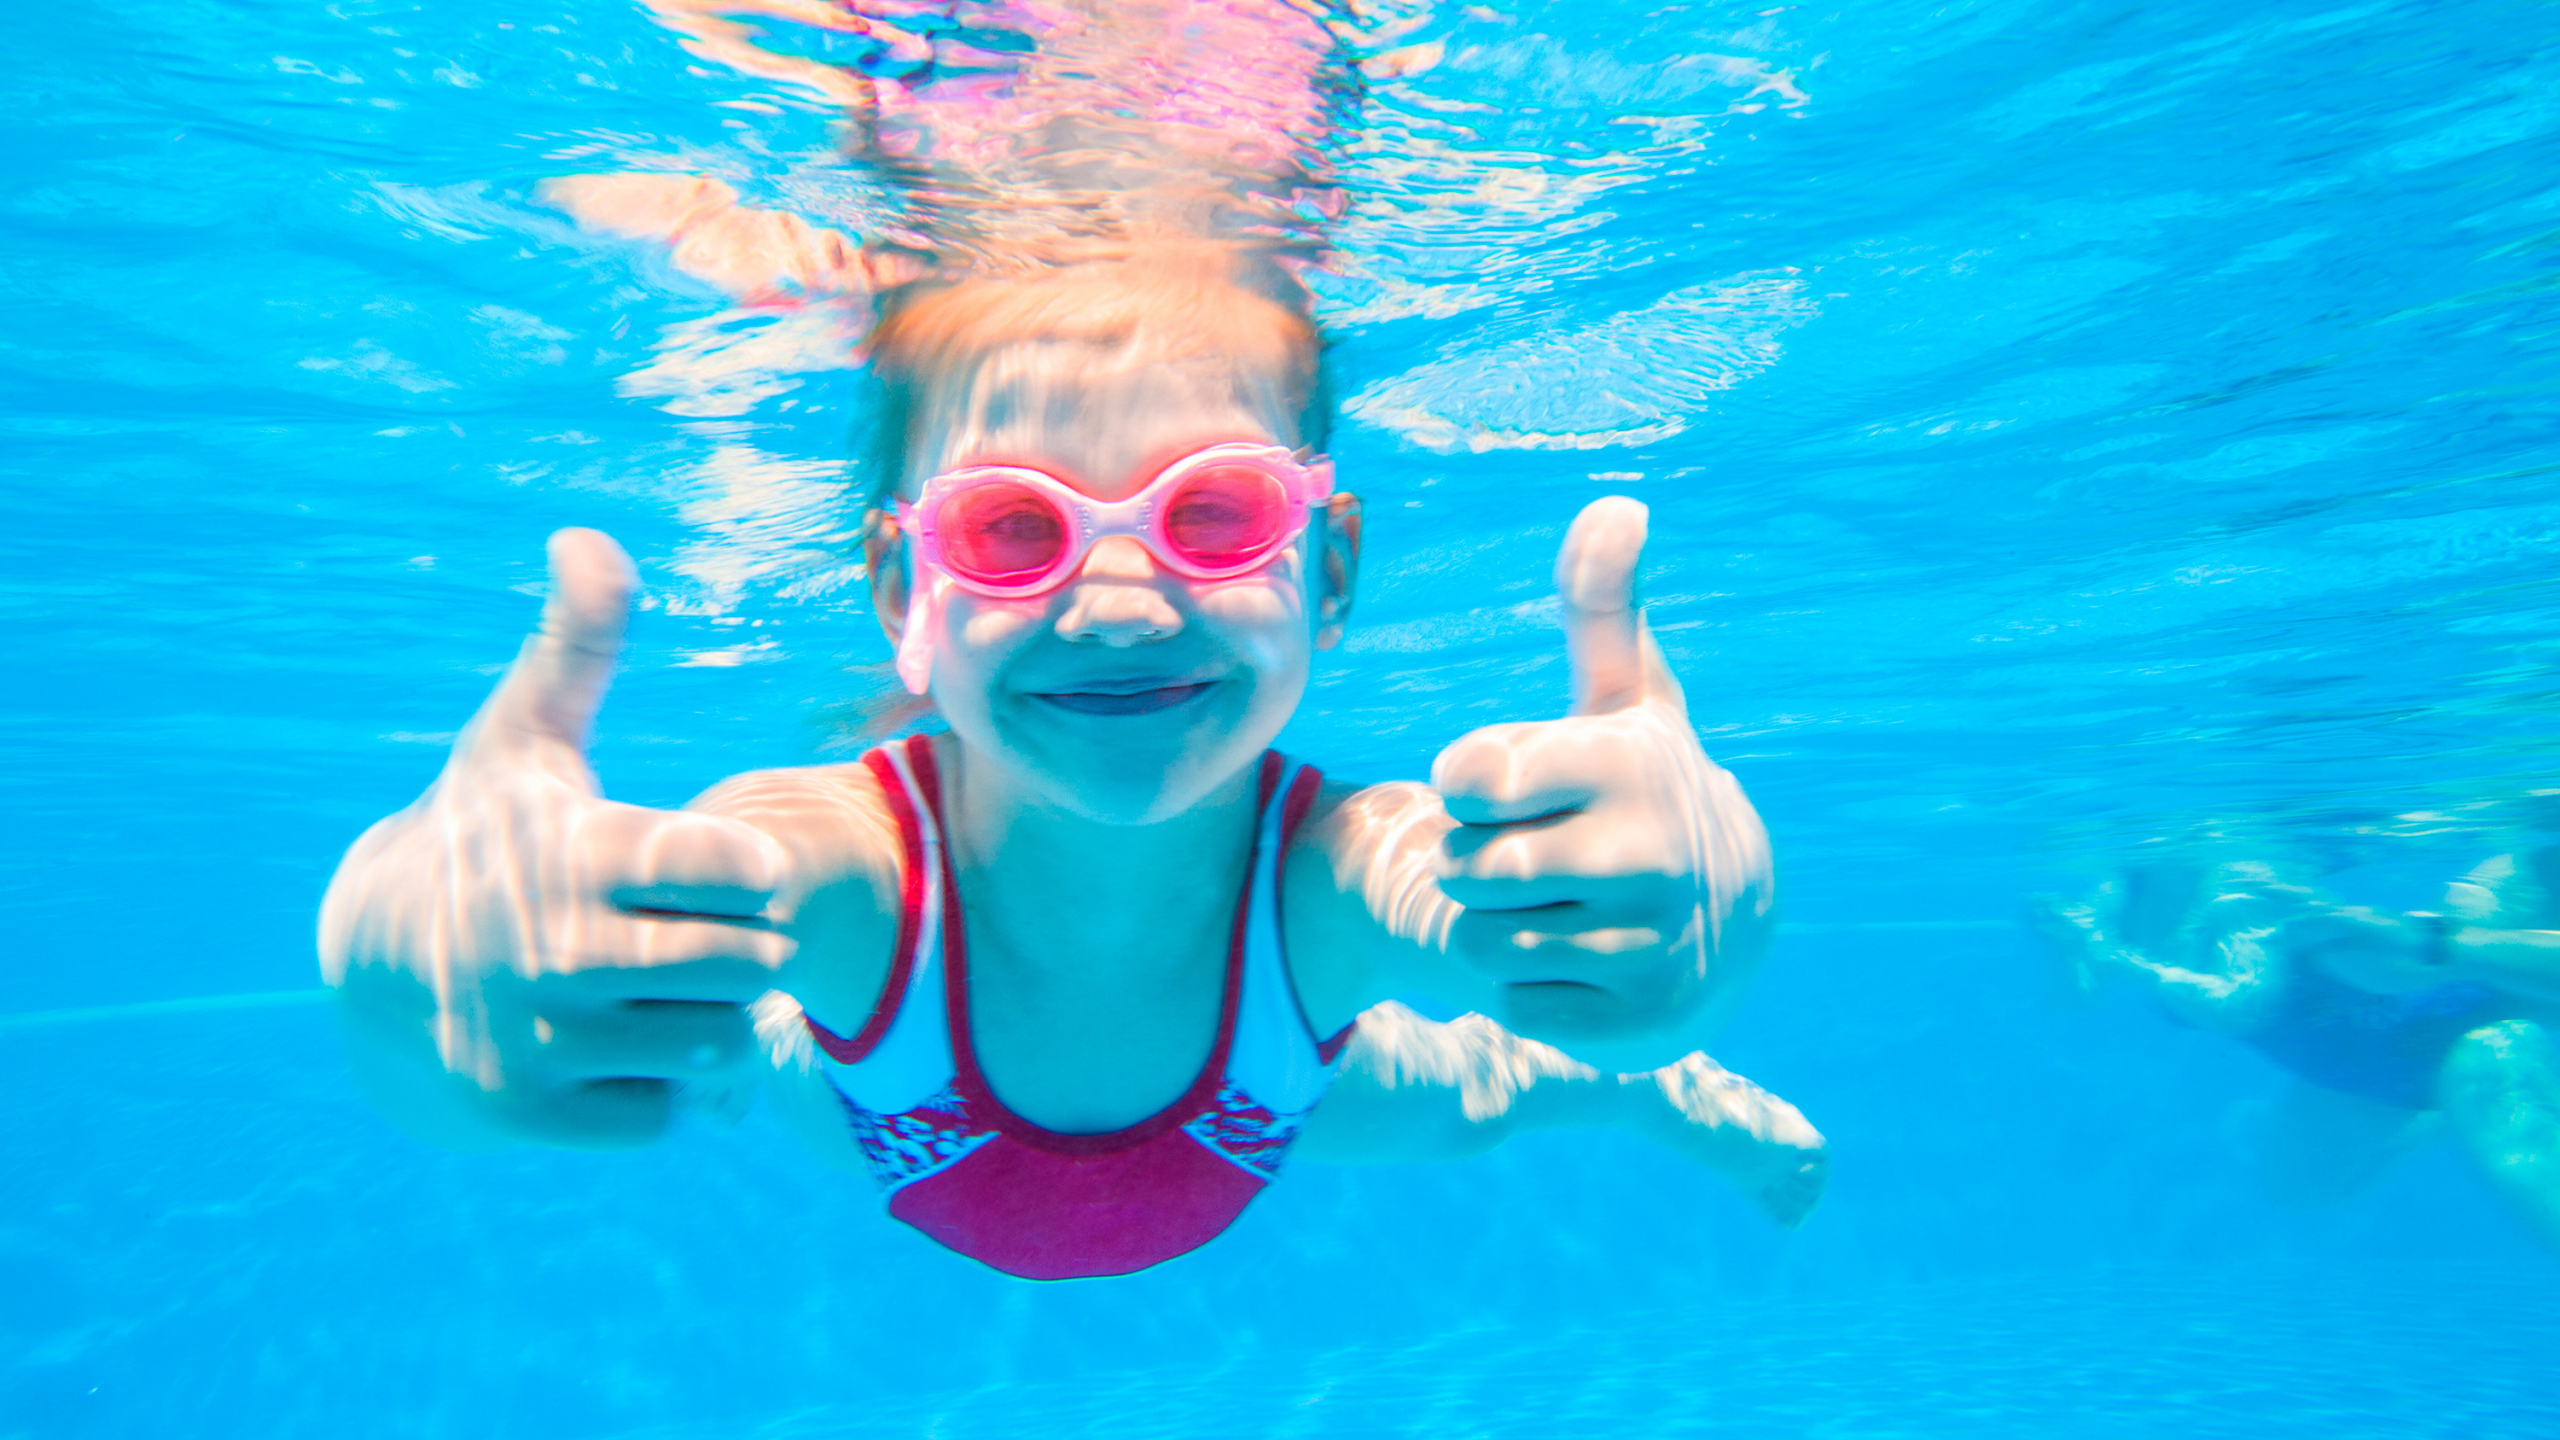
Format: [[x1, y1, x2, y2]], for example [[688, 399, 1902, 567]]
[[2449, 929, 2560, 1005], [2116, 951, 2270, 1033], [2071, 898, 2281, 1035], [1293, 1003, 1615, 1164], [750, 992, 872, 1173], [1293, 1003, 1830, 1225]]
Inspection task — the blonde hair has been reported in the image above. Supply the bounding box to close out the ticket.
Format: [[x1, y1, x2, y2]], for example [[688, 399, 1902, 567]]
[[856, 243, 1326, 504]]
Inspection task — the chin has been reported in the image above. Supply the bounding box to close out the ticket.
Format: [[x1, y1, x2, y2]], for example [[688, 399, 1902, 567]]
[[1045, 744, 1261, 825]]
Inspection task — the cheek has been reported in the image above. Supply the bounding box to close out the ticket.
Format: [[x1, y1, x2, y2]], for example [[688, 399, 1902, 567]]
[[946, 599, 1047, 672], [1195, 576, 1309, 677]]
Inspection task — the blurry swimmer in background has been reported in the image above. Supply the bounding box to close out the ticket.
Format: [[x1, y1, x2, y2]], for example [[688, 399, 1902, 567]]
[[2036, 857, 2560, 1249], [319, 0, 1827, 1279]]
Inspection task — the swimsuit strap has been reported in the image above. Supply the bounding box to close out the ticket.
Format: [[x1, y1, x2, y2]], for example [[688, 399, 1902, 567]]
[[1274, 761, 1356, 1063], [802, 737, 944, 1063], [1226, 757, 1352, 1110]]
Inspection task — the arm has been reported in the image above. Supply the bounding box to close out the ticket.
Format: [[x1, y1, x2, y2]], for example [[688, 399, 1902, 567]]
[[2106, 865, 2557, 1013], [2427, 851, 2560, 1005], [2440, 929, 2560, 1005], [2028, 872, 2293, 1036], [1288, 498, 1776, 1073], [540, 173, 924, 305], [684, 763, 906, 1041], [749, 990, 871, 1174], [1294, 1002, 1828, 1227], [318, 530, 898, 1149]]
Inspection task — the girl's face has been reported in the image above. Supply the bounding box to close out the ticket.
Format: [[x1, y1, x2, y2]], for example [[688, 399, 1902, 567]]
[[870, 337, 1360, 824]]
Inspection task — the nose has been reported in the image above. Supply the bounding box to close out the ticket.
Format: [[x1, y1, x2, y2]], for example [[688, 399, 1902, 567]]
[[1056, 536, 1186, 646]]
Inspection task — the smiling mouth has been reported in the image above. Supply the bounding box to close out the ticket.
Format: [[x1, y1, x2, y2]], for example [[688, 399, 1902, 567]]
[[1032, 682, 1216, 716]]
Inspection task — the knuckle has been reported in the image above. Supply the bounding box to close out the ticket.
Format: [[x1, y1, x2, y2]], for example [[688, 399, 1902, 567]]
[[1454, 836, 1536, 884], [1430, 724, 1538, 795]]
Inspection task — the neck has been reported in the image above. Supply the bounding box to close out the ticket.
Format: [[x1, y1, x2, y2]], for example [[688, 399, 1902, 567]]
[[939, 739, 1265, 984]]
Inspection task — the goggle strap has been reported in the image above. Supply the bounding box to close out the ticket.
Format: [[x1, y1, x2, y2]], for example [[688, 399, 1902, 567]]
[[895, 572, 941, 696]]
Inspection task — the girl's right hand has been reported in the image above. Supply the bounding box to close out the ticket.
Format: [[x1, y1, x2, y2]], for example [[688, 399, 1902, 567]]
[[317, 529, 794, 1148]]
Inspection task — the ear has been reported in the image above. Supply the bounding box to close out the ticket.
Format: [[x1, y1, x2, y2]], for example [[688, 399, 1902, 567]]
[[1313, 492, 1362, 651], [864, 508, 911, 645]]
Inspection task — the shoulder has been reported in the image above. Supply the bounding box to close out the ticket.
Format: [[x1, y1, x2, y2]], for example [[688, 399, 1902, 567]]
[[1279, 774, 1462, 1034], [691, 755, 887, 811], [689, 757, 909, 1036], [690, 759, 903, 855], [1288, 775, 1447, 856], [1281, 775, 1451, 906]]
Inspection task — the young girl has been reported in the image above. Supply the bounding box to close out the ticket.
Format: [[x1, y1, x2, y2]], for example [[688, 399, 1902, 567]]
[[317, 0, 1817, 1279]]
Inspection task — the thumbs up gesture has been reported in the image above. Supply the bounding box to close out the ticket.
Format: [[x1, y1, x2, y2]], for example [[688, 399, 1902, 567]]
[[318, 530, 794, 1148], [1430, 498, 1775, 1071]]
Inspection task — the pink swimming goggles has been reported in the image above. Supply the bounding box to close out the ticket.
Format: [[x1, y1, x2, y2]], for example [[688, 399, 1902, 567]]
[[892, 442, 1335, 694]]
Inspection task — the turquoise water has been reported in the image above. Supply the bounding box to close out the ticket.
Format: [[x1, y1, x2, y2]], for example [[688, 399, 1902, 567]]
[[7, 0, 2560, 1434]]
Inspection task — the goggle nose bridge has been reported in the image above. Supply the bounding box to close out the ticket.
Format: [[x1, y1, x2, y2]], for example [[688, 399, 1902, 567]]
[[1056, 492, 1170, 568]]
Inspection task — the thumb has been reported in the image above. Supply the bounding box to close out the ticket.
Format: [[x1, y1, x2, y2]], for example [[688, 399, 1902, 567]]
[[466, 528, 638, 761], [1555, 496, 1666, 716]]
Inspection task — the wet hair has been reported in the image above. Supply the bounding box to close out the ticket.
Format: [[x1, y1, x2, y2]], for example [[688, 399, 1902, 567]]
[[851, 243, 1334, 512]]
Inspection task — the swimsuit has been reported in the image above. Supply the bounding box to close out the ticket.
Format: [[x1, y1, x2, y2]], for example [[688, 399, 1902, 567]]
[[803, 734, 1352, 1279], [2241, 963, 2506, 1110]]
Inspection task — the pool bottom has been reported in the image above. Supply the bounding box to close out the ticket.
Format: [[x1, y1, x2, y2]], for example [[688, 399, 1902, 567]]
[[581, 1269, 2558, 1440], [4, 997, 2553, 1439]]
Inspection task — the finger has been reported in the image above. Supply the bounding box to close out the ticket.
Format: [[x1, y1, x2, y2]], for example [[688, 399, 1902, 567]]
[[1556, 496, 1651, 716], [541, 172, 739, 242], [582, 805, 787, 919], [467, 528, 638, 762], [523, 999, 758, 1080], [1445, 904, 1674, 981], [1438, 869, 1673, 914], [1439, 789, 1678, 896], [489, 1076, 677, 1150], [1431, 718, 1614, 825], [1495, 977, 1657, 1045], [522, 904, 792, 987], [1753, 1152, 1829, 1230], [575, 922, 793, 983]]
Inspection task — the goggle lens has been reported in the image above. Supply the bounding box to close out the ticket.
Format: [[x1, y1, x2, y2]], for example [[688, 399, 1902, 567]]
[[909, 447, 1325, 598], [1163, 464, 1291, 569], [941, 480, 1070, 585]]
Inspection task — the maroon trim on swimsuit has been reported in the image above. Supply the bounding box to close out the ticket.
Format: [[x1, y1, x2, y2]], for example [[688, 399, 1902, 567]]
[[1314, 1024, 1356, 1065], [1271, 763, 1353, 1060], [917, 743, 1283, 1158], [1278, 764, 1322, 844], [802, 743, 930, 1064]]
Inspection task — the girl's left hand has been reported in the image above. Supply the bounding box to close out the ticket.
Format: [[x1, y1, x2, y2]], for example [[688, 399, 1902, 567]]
[[1429, 498, 1776, 1071]]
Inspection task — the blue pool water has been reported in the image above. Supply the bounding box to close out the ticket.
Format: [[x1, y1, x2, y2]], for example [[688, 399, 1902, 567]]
[[7, 0, 2560, 1434]]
